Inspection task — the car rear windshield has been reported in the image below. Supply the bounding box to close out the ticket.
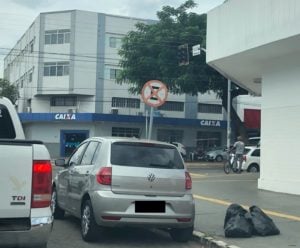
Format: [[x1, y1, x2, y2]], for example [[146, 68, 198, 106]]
[[0, 104, 16, 139], [111, 142, 184, 169]]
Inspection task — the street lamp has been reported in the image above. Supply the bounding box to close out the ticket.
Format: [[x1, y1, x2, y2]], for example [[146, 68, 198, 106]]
[[192, 44, 231, 148]]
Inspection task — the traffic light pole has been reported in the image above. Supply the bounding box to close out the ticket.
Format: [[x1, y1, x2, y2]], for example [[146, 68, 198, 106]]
[[193, 45, 231, 148], [227, 79, 231, 149]]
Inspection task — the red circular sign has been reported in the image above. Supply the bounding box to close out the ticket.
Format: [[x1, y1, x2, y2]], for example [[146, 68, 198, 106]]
[[141, 80, 168, 107]]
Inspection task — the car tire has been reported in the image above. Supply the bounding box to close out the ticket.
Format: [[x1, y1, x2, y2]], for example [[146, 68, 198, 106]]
[[215, 155, 223, 162], [51, 187, 65, 219], [247, 163, 260, 173], [169, 226, 193, 242], [81, 200, 99, 242]]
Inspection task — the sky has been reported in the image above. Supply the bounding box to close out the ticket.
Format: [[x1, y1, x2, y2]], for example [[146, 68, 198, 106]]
[[0, 0, 224, 77]]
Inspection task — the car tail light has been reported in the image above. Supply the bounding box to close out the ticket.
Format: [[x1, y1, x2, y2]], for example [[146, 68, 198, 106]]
[[96, 167, 112, 185], [177, 218, 192, 222], [185, 172, 192, 190], [243, 155, 247, 161], [32, 160, 52, 208], [102, 216, 121, 221]]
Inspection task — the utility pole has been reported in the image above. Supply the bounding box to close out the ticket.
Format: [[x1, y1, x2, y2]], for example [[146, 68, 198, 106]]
[[227, 79, 231, 148], [193, 44, 231, 148]]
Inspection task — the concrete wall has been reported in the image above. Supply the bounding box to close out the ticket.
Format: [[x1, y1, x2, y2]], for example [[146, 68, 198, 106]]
[[258, 53, 300, 195], [207, 0, 300, 195], [73, 11, 98, 96], [207, 0, 300, 62]]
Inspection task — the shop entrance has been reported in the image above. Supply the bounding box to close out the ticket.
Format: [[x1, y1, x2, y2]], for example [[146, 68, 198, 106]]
[[60, 130, 89, 157]]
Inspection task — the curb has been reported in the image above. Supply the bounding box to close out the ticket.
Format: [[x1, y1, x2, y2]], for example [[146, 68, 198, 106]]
[[193, 231, 241, 248]]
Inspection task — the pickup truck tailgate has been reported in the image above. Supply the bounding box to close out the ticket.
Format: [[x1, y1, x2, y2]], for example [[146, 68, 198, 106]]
[[0, 144, 32, 218]]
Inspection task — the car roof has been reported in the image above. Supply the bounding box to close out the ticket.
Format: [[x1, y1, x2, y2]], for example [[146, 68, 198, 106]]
[[86, 136, 176, 147], [244, 146, 260, 153]]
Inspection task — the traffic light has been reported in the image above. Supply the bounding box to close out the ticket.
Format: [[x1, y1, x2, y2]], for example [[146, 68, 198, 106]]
[[177, 44, 189, 66]]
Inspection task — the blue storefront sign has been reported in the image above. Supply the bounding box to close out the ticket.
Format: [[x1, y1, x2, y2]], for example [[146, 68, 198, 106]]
[[18, 113, 227, 129]]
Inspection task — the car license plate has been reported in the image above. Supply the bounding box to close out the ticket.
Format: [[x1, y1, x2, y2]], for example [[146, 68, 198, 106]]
[[135, 201, 166, 213]]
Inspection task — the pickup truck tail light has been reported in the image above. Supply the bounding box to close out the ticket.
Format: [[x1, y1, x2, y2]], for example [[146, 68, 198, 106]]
[[32, 160, 52, 208], [185, 172, 192, 190]]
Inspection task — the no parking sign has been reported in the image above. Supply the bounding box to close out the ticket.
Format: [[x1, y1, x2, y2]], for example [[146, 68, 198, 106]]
[[141, 80, 168, 107]]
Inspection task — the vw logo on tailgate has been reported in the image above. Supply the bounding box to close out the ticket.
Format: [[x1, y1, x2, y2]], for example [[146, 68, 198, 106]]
[[147, 173, 156, 182]]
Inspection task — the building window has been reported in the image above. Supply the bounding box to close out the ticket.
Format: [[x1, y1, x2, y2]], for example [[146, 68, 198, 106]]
[[50, 96, 77, 106], [109, 37, 122, 48], [158, 101, 184, 112], [30, 42, 34, 53], [196, 131, 221, 151], [198, 103, 222, 114], [29, 72, 33, 82], [44, 62, 69, 77], [112, 127, 140, 138], [112, 97, 140, 109], [45, 29, 71, 45], [110, 68, 121, 79], [157, 129, 183, 143]]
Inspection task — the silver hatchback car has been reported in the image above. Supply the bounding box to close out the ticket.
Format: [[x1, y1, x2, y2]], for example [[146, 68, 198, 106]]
[[52, 137, 195, 242]]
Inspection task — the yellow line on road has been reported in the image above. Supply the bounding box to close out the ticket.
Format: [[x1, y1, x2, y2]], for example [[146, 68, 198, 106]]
[[190, 173, 207, 178], [193, 194, 300, 222]]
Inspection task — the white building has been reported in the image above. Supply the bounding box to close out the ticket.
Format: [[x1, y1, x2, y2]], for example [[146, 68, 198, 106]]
[[4, 10, 228, 158], [207, 0, 300, 195]]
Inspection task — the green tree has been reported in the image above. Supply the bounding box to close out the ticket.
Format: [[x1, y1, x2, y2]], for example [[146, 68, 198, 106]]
[[0, 78, 18, 103], [117, 0, 248, 141]]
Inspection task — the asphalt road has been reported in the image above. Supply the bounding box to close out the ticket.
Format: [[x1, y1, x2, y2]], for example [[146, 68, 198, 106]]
[[188, 162, 300, 248], [48, 216, 199, 248]]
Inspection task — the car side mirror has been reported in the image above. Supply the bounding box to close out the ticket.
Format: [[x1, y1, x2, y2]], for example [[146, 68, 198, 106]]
[[55, 158, 66, 167]]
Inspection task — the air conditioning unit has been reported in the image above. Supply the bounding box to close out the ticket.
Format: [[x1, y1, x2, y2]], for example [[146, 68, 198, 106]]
[[137, 111, 143, 116], [111, 108, 119, 115], [26, 107, 32, 113], [68, 108, 77, 114]]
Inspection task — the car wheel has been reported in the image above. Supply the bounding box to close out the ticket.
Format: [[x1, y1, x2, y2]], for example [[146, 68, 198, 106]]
[[81, 200, 99, 242], [169, 226, 193, 242], [215, 155, 223, 162], [51, 187, 65, 219], [247, 164, 260, 173]]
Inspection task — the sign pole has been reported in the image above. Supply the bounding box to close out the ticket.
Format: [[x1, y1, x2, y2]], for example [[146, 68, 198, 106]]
[[141, 80, 168, 140], [148, 107, 154, 140], [145, 110, 148, 139]]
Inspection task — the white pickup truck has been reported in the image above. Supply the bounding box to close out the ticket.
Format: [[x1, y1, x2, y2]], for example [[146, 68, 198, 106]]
[[0, 97, 53, 248]]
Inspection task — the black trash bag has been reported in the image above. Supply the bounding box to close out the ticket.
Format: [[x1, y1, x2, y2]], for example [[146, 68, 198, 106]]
[[224, 204, 253, 238], [249, 206, 280, 236]]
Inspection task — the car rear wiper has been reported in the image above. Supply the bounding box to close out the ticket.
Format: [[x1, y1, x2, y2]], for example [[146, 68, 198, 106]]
[[149, 163, 171, 168]]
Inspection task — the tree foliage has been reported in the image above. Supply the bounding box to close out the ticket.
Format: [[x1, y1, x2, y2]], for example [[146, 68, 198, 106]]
[[0, 78, 18, 103], [117, 0, 249, 138]]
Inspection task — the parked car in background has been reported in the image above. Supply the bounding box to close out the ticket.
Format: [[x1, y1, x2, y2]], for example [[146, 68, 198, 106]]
[[204, 146, 227, 162], [52, 137, 195, 242], [242, 146, 260, 172], [247, 137, 260, 146], [171, 142, 187, 159]]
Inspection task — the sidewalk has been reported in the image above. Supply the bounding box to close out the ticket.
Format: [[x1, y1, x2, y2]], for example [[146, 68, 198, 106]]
[[188, 162, 300, 248]]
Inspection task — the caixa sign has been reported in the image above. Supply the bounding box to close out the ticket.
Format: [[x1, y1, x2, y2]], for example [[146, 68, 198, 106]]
[[200, 120, 221, 127], [55, 113, 76, 120]]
